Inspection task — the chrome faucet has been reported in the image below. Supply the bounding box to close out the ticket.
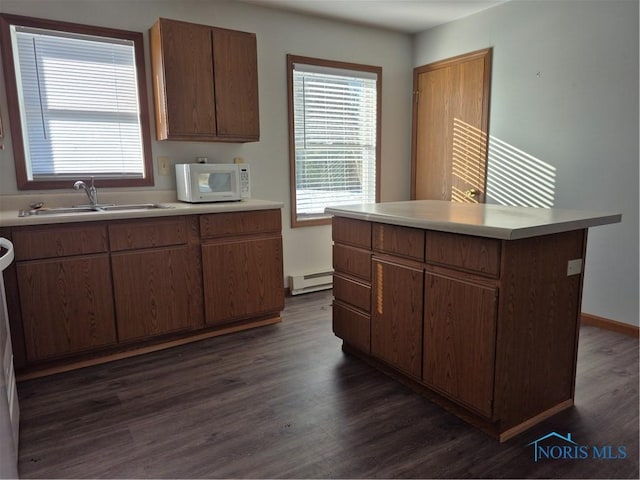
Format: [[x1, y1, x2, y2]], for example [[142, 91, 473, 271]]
[[73, 177, 98, 207]]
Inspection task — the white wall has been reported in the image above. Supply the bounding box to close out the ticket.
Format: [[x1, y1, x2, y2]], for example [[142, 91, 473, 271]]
[[414, 0, 639, 326], [0, 0, 413, 283]]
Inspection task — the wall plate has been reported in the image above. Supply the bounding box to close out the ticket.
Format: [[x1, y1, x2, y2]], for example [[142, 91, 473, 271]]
[[567, 259, 583, 276]]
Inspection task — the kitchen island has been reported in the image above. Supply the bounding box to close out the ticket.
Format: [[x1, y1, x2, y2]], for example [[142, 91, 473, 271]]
[[326, 200, 621, 441]]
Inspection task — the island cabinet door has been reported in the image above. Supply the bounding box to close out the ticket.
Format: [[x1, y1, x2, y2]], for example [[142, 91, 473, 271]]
[[423, 271, 498, 418], [371, 257, 423, 379]]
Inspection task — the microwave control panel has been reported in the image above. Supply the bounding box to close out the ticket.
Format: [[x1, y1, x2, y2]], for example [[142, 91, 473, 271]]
[[240, 165, 251, 199]]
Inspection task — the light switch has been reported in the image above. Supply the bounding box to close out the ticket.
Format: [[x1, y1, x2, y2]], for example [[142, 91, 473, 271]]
[[157, 156, 170, 176], [567, 259, 582, 276]]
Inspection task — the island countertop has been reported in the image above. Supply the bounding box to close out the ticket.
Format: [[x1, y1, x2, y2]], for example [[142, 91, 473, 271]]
[[325, 200, 621, 240]]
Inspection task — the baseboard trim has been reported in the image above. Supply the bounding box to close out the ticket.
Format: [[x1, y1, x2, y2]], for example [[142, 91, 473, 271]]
[[581, 313, 639, 338], [499, 399, 574, 442]]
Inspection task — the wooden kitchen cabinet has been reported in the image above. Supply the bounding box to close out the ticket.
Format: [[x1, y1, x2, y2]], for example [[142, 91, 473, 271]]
[[331, 217, 372, 353], [422, 230, 499, 417], [202, 237, 283, 325], [4, 206, 284, 376], [329, 203, 595, 441], [12, 224, 116, 361], [423, 270, 497, 418], [370, 223, 424, 378], [200, 209, 284, 325], [371, 257, 423, 379], [150, 18, 259, 142], [109, 216, 203, 341]]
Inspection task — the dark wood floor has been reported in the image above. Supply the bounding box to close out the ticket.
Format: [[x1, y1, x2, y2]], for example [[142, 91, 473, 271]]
[[15, 291, 639, 479]]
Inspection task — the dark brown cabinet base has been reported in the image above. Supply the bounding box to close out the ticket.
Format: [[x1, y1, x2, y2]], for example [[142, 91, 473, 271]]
[[332, 216, 587, 441], [2, 209, 284, 378]]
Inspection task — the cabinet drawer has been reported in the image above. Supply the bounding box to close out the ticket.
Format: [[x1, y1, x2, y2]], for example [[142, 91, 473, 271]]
[[333, 273, 371, 313], [200, 210, 281, 238], [373, 223, 425, 261], [426, 231, 501, 277], [13, 225, 108, 261], [333, 301, 370, 353], [333, 244, 371, 281], [109, 217, 187, 251], [332, 217, 371, 249]]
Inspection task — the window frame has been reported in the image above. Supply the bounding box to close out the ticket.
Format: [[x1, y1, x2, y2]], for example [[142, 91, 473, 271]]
[[0, 13, 154, 190], [286, 54, 381, 228]]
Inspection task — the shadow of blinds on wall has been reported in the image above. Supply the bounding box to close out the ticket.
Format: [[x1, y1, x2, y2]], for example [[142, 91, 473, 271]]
[[292, 63, 377, 217], [485, 136, 556, 208]]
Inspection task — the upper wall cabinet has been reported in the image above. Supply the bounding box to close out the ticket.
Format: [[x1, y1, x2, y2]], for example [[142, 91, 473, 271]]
[[149, 18, 260, 142]]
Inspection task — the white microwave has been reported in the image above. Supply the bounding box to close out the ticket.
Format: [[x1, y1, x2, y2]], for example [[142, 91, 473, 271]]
[[176, 163, 250, 203]]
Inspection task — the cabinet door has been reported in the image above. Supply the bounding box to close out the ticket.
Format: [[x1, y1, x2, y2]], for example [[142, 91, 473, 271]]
[[202, 237, 284, 325], [17, 255, 116, 361], [423, 272, 497, 417], [156, 19, 216, 137], [212, 29, 259, 140], [111, 247, 201, 341], [371, 258, 423, 378]]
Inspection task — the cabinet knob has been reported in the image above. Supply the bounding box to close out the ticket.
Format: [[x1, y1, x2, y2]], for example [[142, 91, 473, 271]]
[[465, 188, 479, 198]]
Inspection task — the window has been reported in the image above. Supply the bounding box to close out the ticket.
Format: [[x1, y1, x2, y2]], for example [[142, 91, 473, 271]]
[[287, 55, 381, 227], [0, 14, 153, 189]]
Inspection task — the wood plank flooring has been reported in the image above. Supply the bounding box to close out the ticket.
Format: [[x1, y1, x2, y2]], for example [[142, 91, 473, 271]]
[[15, 291, 639, 478]]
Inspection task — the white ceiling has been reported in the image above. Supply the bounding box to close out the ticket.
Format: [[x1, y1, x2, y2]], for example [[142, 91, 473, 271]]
[[237, 0, 507, 34]]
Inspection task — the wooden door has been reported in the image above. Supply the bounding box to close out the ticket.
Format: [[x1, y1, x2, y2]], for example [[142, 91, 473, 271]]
[[412, 49, 492, 203], [423, 271, 497, 417], [202, 236, 284, 325], [17, 255, 116, 361], [212, 29, 260, 140], [111, 247, 201, 341], [157, 19, 216, 137], [371, 257, 423, 378]]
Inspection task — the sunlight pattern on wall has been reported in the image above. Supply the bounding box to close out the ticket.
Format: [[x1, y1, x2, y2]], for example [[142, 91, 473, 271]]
[[486, 136, 556, 208], [451, 118, 487, 203]]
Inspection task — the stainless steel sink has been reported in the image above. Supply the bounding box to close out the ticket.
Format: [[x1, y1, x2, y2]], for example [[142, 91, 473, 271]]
[[19, 206, 99, 216], [98, 203, 174, 211], [18, 203, 174, 217]]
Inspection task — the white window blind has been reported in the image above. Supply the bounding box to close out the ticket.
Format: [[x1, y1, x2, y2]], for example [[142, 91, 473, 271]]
[[11, 25, 146, 180], [292, 63, 378, 218]]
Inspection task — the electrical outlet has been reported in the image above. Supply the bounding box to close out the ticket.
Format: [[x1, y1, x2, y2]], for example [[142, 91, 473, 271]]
[[157, 156, 170, 176], [567, 259, 582, 276]]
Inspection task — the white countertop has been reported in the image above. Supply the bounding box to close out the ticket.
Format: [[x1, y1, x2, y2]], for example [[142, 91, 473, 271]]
[[325, 201, 622, 240], [0, 192, 283, 228]]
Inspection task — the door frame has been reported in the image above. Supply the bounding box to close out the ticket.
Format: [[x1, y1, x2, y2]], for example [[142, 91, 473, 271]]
[[410, 48, 493, 200]]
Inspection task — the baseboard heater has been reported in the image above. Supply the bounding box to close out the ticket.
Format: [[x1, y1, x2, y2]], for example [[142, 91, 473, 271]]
[[289, 271, 333, 295]]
